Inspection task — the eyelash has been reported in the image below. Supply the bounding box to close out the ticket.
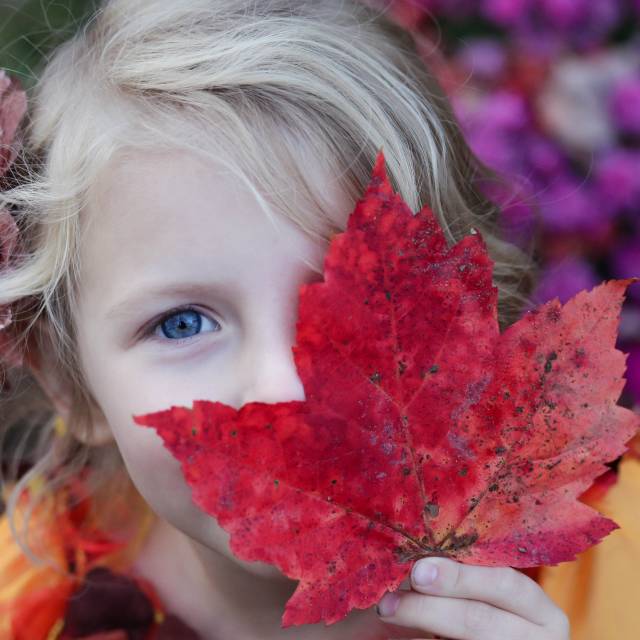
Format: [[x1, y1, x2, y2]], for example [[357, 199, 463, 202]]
[[143, 304, 221, 345]]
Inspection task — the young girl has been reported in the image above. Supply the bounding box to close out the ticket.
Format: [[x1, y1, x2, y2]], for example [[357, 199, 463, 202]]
[[0, 1, 636, 638]]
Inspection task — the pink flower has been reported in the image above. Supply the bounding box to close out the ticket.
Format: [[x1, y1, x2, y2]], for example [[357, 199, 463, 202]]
[[0, 70, 27, 376], [0, 70, 27, 179]]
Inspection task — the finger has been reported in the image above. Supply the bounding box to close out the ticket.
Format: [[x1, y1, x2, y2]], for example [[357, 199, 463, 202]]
[[377, 590, 541, 640], [409, 557, 562, 627]]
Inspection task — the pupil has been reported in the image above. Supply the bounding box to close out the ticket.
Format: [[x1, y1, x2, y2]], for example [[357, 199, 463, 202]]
[[162, 310, 201, 339]]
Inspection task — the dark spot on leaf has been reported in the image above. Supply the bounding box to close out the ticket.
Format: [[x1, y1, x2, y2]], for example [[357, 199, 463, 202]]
[[544, 351, 558, 373], [515, 406, 524, 414], [363, 298, 369, 305], [488, 483, 498, 492], [429, 364, 439, 374], [369, 372, 381, 384], [191, 428, 197, 436], [274, 479, 280, 487], [518, 546, 527, 554], [385, 290, 391, 301], [546, 306, 561, 323], [458, 467, 468, 477], [398, 360, 407, 375], [424, 502, 439, 517], [445, 531, 478, 551], [574, 347, 587, 367], [331, 479, 337, 485], [402, 467, 411, 476], [231, 430, 237, 437], [495, 446, 507, 455], [265, 423, 272, 429]]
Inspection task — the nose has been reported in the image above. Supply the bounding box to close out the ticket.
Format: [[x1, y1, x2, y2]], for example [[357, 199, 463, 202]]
[[237, 333, 307, 407]]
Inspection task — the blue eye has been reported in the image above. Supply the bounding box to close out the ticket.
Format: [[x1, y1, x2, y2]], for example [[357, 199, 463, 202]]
[[148, 306, 221, 343]]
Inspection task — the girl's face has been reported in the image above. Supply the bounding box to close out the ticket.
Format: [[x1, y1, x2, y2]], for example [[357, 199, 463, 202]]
[[73, 148, 352, 577]]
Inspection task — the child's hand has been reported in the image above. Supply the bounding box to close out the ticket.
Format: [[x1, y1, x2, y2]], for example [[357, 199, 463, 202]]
[[376, 557, 570, 639]]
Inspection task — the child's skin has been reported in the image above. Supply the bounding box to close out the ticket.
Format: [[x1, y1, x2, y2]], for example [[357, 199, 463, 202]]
[[42, 146, 570, 639]]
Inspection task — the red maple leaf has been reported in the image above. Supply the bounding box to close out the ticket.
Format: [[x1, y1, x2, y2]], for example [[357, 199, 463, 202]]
[[133, 149, 640, 627]]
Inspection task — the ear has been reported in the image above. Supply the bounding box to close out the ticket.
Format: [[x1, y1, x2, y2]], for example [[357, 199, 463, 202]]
[[26, 318, 115, 447]]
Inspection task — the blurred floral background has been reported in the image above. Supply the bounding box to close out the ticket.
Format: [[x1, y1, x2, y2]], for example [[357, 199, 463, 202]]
[[1, 0, 639, 412], [370, 0, 640, 412]]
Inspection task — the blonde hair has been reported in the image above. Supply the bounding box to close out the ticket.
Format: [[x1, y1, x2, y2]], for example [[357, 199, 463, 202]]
[[0, 0, 536, 565]]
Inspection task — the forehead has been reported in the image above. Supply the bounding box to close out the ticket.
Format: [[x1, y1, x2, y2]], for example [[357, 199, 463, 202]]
[[78, 148, 347, 303]]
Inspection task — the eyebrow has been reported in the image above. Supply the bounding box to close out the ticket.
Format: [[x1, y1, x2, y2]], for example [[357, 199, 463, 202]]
[[105, 281, 236, 320]]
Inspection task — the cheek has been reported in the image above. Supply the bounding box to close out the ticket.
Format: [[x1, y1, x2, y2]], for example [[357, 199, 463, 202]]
[[75, 332, 284, 578]]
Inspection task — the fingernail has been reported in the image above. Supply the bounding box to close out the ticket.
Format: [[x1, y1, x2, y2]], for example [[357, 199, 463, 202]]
[[376, 591, 400, 617], [412, 559, 438, 586]]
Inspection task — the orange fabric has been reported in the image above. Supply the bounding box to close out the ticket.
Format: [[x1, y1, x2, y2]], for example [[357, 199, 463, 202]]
[[10, 580, 75, 640], [536, 453, 640, 640], [0, 472, 158, 640]]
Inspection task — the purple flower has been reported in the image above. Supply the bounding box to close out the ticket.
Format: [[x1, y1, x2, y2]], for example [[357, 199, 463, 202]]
[[456, 39, 508, 82], [609, 74, 640, 136], [540, 0, 586, 29], [622, 343, 640, 406], [525, 136, 566, 179], [610, 239, 640, 301], [481, 0, 530, 27], [466, 129, 518, 175], [533, 257, 600, 305], [594, 150, 640, 216], [537, 177, 607, 233], [480, 178, 539, 247]]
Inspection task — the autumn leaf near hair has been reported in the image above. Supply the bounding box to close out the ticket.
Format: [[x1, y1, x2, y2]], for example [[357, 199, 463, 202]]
[[134, 149, 640, 627]]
